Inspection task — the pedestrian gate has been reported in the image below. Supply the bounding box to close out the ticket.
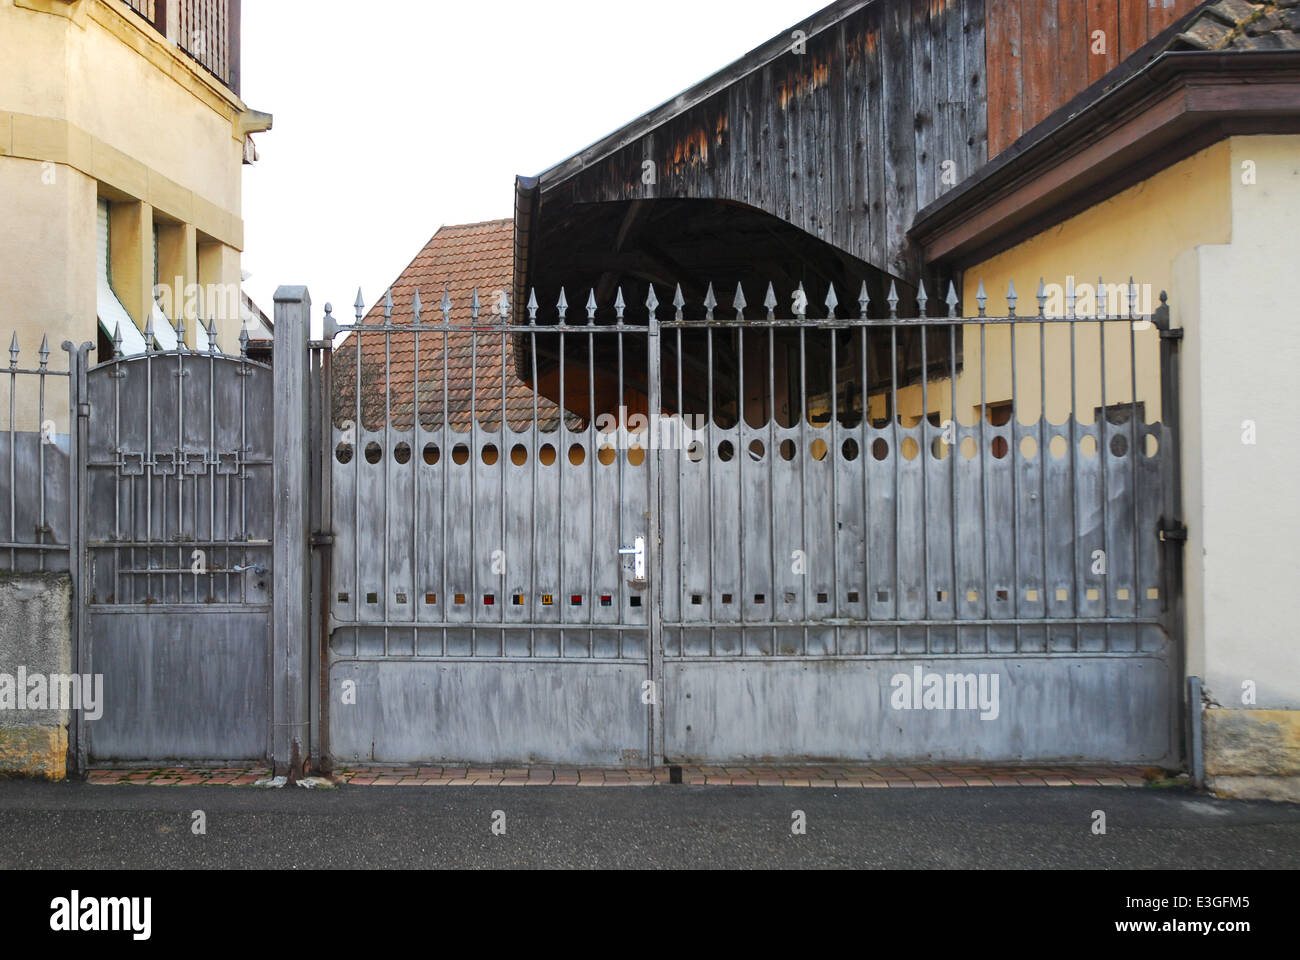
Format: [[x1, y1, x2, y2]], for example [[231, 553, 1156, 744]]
[[321, 281, 1184, 769]]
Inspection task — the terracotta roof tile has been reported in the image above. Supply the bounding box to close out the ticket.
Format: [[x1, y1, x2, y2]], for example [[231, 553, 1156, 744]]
[[332, 219, 565, 431], [1170, 0, 1300, 50]]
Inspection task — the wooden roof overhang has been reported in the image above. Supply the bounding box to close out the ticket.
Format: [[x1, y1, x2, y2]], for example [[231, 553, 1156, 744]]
[[911, 50, 1300, 272]]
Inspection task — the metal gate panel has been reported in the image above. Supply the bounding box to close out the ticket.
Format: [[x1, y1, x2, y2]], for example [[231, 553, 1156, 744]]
[[657, 287, 1181, 766], [325, 306, 653, 767], [84, 344, 274, 762]]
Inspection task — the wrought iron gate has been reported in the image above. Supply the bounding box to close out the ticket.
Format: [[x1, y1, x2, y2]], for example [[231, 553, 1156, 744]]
[[321, 279, 1184, 769], [324, 292, 657, 766], [82, 331, 274, 762]]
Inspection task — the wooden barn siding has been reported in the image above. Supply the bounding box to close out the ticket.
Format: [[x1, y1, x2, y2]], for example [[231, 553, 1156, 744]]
[[562, 0, 988, 280], [987, 0, 1201, 156]]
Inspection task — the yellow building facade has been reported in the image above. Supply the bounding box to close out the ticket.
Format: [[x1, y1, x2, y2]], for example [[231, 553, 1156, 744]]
[[0, 0, 269, 431]]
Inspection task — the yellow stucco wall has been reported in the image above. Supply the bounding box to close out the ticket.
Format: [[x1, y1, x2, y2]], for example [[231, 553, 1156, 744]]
[[0, 0, 250, 370]]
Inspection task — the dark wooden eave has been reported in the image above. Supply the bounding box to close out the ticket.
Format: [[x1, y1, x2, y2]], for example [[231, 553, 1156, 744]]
[[910, 50, 1300, 271]]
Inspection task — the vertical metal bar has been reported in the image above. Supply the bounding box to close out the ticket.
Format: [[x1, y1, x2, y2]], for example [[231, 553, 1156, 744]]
[[208, 349, 216, 602], [588, 315, 596, 643], [502, 322, 509, 637], [890, 325, 900, 650], [799, 326, 809, 654], [37, 363, 46, 572], [647, 296, 664, 767], [558, 323, 566, 653], [1009, 317, 1020, 650], [1099, 314, 1110, 649], [949, 316, 958, 629], [866, 324, 875, 628], [919, 319, 930, 652], [145, 343, 153, 603], [383, 328, 391, 657], [441, 309, 449, 657], [355, 312, 363, 626], [413, 324, 421, 629], [470, 327, 478, 655], [737, 326, 746, 634], [770, 324, 779, 655], [829, 324, 840, 651], [8, 353, 14, 570], [978, 322, 989, 651], [706, 325, 714, 656], [674, 324, 682, 659], [1129, 314, 1140, 612], [528, 316, 538, 660], [1069, 304, 1080, 644], [1038, 316, 1048, 629], [621, 323, 629, 656], [176, 350, 184, 605], [113, 352, 122, 603]]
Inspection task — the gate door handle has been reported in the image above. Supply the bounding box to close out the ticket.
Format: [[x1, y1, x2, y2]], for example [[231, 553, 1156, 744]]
[[618, 536, 646, 583]]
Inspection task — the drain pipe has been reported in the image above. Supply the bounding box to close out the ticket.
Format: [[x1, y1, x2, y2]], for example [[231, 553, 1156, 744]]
[[1187, 676, 1205, 789]]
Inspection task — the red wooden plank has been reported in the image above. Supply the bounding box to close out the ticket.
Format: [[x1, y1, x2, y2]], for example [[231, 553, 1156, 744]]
[[985, 0, 1024, 157], [1086, 0, 1120, 85], [1057, 0, 1091, 110], [1021, 0, 1060, 131], [1119, 0, 1148, 60]]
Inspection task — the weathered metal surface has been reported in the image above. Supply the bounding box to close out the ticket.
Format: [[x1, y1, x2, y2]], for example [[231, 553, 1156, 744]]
[[83, 347, 274, 762], [666, 650, 1173, 764], [327, 305, 654, 765], [325, 280, 1181, 768]]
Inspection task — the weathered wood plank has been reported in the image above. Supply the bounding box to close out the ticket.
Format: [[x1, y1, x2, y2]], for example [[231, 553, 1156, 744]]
[[1021, 0, 1060, 132], [1087, 0, 1121, 85], [986, 0, 1024, 157], [1119, 0, 1148, 60]]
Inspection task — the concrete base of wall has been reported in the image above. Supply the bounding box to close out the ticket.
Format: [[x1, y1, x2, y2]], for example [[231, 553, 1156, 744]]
[[0, 573, 73, 780], [1205, 709, 1300, 803], [0, 724, 67, 780]]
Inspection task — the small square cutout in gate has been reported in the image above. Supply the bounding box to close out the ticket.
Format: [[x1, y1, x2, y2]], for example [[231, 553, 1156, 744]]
[[630, 596, 642, 608], [513, 595, 525, 606], [1116, 588, 1130, 601], [1147, 588, 1160, 600], [996, 589, 1009, 602], [966, 590, 979, 603], [542, 594, 554, 606], [570, 595, 583, 607], [785, 592, 797, 604], [936, 590, 948, 603], [366, 592, 378, 605], [721, 593, 733, 605], [1056, 589, 1069, 602], [395, 593, 408, 604], [1026, 589, 1039, 603], [817, 592, 829, 604], [337, 593, 350, 604], [691, 595, 703, 606], [483, 594, 495, 606], [1086, 589, 1099, 601], [848, 591, 860, 604], [877, 590, 890, 603], [600, 595, 612, 607], [754, 594, 766, 604], [454, 594, 466, 606], [425, 593, 437, 605]]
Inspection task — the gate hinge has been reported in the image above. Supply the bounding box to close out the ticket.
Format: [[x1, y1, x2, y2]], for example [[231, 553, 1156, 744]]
[[1159, 328, 1184, 342], [1158, 521, 1188, 543], [311, 532, 334, 547]]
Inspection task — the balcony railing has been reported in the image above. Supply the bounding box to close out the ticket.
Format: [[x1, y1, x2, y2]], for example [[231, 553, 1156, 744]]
[[121, 0, 241, 97]]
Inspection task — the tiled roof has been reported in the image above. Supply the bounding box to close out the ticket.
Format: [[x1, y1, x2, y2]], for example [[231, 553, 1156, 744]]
[[332, 219, 564, 431], [1169, 0, 1300, 51]]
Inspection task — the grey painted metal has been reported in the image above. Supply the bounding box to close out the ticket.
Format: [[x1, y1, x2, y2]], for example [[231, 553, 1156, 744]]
[[82, 335, 275, 762], [273, 287, 312, 776], [1188, 675, 1204, 788], [323, 279, 1183, 768], [326, 295, 654, 767]]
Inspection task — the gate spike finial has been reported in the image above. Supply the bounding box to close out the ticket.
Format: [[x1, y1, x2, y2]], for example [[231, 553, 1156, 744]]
[[1037, 278, 1047, 318], [527, 288, 539, 324], [792, 282, 808, 320], [144, 315, 156, 351], [1006, 279, 1017, 318], [587, 288, 598, 323], [703, 282, 717, 322], [1095, 277, 1105, 320], [645, 284, 659, 317], [732, 282, 747, 321], [238, 323, 249, 358], [8, 332, 18, 368], [764, 282, 778, 321], [496, 289, 511, 321], [975, 280, 987, 318], [946, 281, 959, 319], [176, 314, 187, 352], [384, 288, 394, 322], [38, 334, 50, 370], [1129, 276, 1139, 320], [916, 279, 928, 319], [556, 287, 569, 324], [887, 280, 900, 319], [470, 287, 481, 321], [1066, 275, 1076, 319], [112, 323, 123, 359], [354, 288, 365, 324], [614, 287, 626, 322], [440, 285, 452, 323], [859, 281, 871, 320], [672, 283, 685, 322], [411, 288, 422, 325], [323, 303, 340, 341], [824, 283, 839, 318]]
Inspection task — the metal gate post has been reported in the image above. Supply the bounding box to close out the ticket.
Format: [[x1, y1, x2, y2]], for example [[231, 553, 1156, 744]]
[[62, 341, 92, 778], [647, 298, 664, 769], [272, 286, 313, 778], [1154, 292, 1188, 768]]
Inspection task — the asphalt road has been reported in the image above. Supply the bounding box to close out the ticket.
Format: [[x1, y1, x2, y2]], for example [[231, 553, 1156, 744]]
[[1, 780, 1297, 870]]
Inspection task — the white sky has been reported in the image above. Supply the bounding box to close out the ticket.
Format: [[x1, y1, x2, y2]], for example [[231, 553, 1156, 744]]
[[240, 0, 829, 326]]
